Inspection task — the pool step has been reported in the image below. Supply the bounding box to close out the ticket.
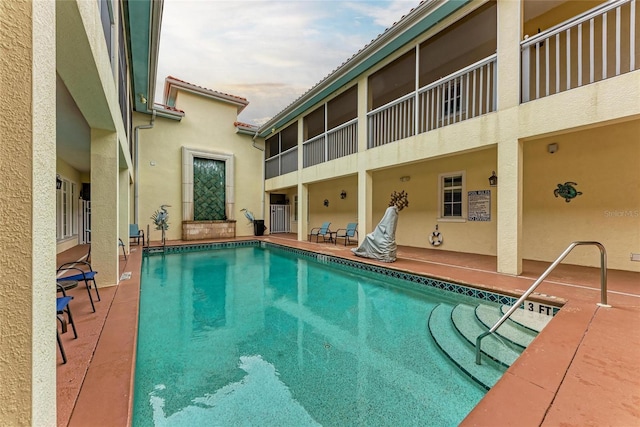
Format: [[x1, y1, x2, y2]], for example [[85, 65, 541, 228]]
[[452, 304, 522, 367], [428, 304, 505, 390], [428, 302, 550, 390], [475, 304, 538, 349], [500, 304, 553, 332]]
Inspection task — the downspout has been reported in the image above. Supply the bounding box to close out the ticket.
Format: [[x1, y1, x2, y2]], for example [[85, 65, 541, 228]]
[[134, 110, 156, 225], [252, 131, 265, 220]]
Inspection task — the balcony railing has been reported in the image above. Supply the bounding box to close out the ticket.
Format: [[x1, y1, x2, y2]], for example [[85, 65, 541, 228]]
[[367, 93, 415, 148], [303, 134, 325, 167], [367, 54, 497, 148], [303, 118, 358, 167], [265, 146, 298, 179], [327, 119, 358, 161], [522, 0, 638, 102], [418, 54, 497, 133]]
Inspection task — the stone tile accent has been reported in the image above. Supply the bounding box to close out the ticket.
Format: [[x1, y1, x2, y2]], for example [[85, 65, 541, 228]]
[[181, 220, 236, 240]]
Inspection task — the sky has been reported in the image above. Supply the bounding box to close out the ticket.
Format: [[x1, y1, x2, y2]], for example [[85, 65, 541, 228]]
[[155, 0, 422, 126]]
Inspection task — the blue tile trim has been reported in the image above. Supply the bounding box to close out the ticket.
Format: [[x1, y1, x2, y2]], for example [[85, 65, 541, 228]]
[[144, 240, 559, 314]]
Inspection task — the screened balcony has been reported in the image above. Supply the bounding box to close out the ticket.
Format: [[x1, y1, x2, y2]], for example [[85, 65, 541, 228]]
[[368, 2, 497, 148], [303, 86, 358, 168], [522, 0, 638, 102], [265, 147, 297, 179], [303, 119, 358, 168], [368, 55, 497, 148], [265, 122, 298, 179]]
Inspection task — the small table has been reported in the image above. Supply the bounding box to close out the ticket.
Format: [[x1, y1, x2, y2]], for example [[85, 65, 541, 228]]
[[327, 232, 337, 244], [57, 280, 78, 292]]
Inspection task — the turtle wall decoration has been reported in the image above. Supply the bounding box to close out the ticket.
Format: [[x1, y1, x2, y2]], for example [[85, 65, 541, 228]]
[[554, 182, 582, 202]]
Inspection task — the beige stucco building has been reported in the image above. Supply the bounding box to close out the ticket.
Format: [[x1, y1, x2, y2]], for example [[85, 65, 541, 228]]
[[134, 77, 264, 243], [258, 0, 640, 274]]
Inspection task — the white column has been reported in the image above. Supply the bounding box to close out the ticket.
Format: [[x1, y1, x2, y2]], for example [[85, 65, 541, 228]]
[[119, 165, 130, 255], [497, 132, 523, 275], [296, 117, 306, 241], [356, 76, 372, 242], [357, 170, 373, 243], [298, 183, 309, 240], [91, 129, 120, 286], [496, 0, 524, 274], [497, 0, 523, 110]]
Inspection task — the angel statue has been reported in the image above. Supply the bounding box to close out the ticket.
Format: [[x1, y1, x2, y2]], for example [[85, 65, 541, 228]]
[[352, 190, 409, 262]]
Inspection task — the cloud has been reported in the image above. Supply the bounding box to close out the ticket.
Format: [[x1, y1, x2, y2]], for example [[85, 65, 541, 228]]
[[156, 0, 421, 125]]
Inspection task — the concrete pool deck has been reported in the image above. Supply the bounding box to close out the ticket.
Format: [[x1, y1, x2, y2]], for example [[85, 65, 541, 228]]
[[56, 235, 640, 426]]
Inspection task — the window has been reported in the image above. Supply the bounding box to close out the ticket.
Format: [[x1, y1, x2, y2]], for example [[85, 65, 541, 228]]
[[57, 177, 79, 240], [439, 172, 465, 220], [442, 82, 462, 118], [100, 0, 114, 63]]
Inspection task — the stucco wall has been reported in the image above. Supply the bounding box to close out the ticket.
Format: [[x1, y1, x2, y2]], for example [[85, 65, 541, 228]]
[[136, 91, 264, 242], [0, 0, 57, 424], [303, 148, 499, 255], [307, 177, 359, 236], [523, 120, 640, 271], [372, 148, 498, 254]]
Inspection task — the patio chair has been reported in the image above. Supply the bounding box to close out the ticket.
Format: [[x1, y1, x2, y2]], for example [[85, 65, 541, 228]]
[[309, 222, 332, 242], [118, 238, 127, 260], [57, 283, 77, 364], [129, 224, 145, 246], [57, 261, 100, 312], [336, 223, 358, 246]]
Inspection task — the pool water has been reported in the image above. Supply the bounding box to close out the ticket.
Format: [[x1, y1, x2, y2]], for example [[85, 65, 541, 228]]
[[133, 246, 497, 426]]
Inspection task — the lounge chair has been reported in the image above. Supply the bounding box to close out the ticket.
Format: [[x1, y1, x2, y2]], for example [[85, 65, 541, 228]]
[[336, 223, 358, 246], [309, 222, 332, 242], [56, 284, 77, 364], [129, 224, 145, 246], [57, 261, 100, 312]]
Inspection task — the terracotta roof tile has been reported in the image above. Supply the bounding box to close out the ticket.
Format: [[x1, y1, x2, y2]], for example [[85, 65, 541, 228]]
[[153, 102, 185, 114], [165, 76, 248, 103], [234, 121, 258, 129]]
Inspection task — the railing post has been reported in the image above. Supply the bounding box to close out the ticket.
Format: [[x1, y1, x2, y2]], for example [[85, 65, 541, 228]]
[[597, 242, 609, 307], [522, 44, 530, 102], [476, 241, 609, 364]]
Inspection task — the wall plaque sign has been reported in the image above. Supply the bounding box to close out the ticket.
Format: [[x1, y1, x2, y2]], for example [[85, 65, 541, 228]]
[[468, 190, 491, 221]]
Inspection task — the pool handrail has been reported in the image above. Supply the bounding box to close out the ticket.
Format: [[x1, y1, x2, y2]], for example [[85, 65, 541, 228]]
[[475, 241, 609, 365]]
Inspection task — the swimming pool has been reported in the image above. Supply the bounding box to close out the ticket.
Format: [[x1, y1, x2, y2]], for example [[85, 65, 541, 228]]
[[133, 242, 538, 426]]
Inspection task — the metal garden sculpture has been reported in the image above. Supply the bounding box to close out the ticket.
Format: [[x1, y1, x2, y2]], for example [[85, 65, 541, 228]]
[[554, 182, 582, 202], [151, 204, 171, 245], [240, 208, 255, 224]]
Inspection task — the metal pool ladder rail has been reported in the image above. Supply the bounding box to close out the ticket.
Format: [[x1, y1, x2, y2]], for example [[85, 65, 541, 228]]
[[475, 241, 609, 365]]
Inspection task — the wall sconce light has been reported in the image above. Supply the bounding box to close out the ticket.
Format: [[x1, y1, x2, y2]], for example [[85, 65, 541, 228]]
[[323, 199, 329, 207], [340, 190, 347, 199], [547, 143, 558, 154], [400, 176, 411, 182], [56, 174, 62, 190], [488, 171, 498, 187]]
